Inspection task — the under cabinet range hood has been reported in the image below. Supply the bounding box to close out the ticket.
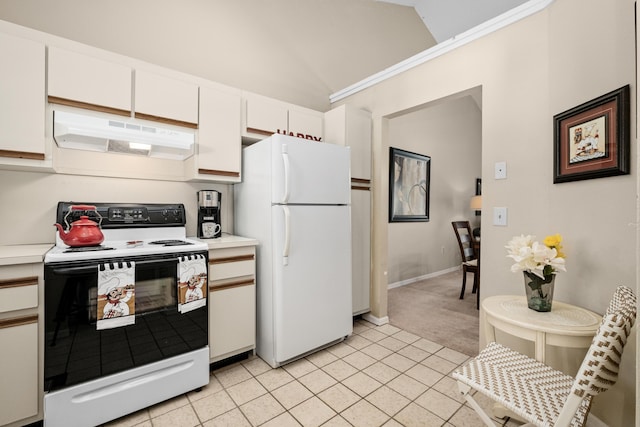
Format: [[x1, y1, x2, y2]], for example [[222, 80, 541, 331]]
[[53, 109, 195, 160]]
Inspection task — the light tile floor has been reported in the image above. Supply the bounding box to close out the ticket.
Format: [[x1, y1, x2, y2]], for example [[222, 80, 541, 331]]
[[103, 319, 522, 427]]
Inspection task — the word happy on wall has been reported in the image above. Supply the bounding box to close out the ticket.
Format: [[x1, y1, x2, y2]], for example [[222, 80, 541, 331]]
[[277, 129, 322, 141]]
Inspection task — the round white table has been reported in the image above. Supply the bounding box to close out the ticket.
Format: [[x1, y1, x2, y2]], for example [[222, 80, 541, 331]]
[[482, 295, 602, 420], [482, 295, 602, 363]]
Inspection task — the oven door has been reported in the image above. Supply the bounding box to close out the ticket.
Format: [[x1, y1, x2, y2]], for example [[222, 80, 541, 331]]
[[44, 251, 208, 393]]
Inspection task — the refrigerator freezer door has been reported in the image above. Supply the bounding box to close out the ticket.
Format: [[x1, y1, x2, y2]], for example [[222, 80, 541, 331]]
[[270, 134, 350, 205], [271, 204, 352, 364]]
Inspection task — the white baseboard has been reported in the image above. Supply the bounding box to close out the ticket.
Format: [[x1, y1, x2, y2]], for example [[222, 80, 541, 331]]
[[387, 266, 460, 290], [361, 313, 389, 326]]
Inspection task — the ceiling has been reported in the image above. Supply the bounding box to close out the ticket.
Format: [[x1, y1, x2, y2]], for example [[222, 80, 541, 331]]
[[378, 0, 530, 43]]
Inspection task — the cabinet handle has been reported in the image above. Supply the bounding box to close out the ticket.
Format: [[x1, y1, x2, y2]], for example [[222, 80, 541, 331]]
[[198, 168, 240, 178], [246, 127, 275, 136], [0, 149, 45, 161], [351, 186, 370, 191], [209, 255, 255, 265], [351, 178, 371, 184], [0, 276, 39, 289], [48, 96, 130, 117], [0, 315, 38, 329], [210, 278, 255, 292]]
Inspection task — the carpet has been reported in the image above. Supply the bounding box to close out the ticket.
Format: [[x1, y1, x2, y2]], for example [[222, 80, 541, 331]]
[[388, 270, 480, 356]]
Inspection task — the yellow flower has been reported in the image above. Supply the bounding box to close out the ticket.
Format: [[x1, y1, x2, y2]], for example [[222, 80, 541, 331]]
[[544, 234, 565, 258]]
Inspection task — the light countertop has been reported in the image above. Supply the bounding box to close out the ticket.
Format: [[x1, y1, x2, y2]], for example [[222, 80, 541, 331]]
[[189, 234, 259, 250], [0, 244, 53, 266]]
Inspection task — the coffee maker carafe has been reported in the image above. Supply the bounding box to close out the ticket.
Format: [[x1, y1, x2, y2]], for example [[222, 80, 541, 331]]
[[197, 190, 221, 238]]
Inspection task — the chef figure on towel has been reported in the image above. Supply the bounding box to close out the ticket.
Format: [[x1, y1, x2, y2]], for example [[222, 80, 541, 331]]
[[103, 283, 134, 318], [185, 274, 205, 302]]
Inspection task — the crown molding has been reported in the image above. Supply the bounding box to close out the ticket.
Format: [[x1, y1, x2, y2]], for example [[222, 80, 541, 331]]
[[329, 0, 555, 103]]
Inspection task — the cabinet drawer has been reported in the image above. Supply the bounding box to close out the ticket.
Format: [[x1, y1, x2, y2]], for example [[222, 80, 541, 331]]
[[209, 255, 255, 282], [0, 276, 38, 313]]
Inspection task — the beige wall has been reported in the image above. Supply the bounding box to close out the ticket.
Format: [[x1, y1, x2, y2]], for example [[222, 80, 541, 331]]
[[336, 0, 637, 425], [387, 94, 482, 284]]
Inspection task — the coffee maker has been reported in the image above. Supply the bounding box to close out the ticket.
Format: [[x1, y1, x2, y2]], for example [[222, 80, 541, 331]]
[[197, 190, 221, 238]]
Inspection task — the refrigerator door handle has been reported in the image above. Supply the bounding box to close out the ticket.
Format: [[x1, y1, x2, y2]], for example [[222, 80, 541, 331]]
[[281, 144, 290, 204], [282, 205, 291, 265]]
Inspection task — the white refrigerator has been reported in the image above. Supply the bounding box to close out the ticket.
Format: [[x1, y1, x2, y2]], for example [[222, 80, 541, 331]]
[[235, 134, 353, 368]]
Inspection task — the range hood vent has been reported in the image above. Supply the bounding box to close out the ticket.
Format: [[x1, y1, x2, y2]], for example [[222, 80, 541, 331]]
[[53, 109, 195, 160]]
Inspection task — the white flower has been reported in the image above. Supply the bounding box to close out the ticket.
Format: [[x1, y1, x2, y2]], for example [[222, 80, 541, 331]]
[[506, 234, 566, 279]]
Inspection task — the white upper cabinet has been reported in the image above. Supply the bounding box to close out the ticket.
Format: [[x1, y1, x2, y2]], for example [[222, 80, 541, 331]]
[[185, 85, 242, 182], [324, 105, 372, 181], [48, 46, 131, 115], [0, 32, 46, 160], [288, 107, 324, 142], [243, 92, 324, 142], [134, 69, 199, 127], [244, 92, 288, 137]]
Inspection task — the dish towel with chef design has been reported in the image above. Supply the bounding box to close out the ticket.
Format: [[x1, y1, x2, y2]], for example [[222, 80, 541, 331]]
[[97, 262, 135, 330], [178, 254, 207, 314]]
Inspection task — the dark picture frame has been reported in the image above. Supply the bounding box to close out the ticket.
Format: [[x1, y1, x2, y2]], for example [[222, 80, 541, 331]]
[[553, 85, 630, 183], [389, 147, 430, 222]]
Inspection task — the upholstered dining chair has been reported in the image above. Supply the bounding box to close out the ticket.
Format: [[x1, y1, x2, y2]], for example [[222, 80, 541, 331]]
[[453, 285, 637, 427], [451, 221, 479, 305]]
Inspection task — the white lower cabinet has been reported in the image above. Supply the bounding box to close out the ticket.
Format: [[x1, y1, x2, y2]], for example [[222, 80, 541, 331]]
[[0, 264, 43, 427], [208, 246, 256, 362], [0, 317, 38, 426]]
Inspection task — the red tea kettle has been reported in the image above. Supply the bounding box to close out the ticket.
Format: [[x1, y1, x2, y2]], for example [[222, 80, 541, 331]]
[[54, 205, 104, 247]]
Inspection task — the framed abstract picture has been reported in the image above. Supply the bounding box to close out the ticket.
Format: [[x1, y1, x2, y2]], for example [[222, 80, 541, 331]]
[[553, 85, 630, 183], [389, 147, 430, 222]]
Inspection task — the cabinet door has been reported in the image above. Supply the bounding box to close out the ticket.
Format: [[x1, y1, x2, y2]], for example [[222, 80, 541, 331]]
[[48, 46, 131, 115], [209, 283, 256, 361], [196, 86, 241, 180], [288, 107, 323, 141], [351, 188, 371, 315], [324, 105, 371, 180], [0, 316, 38, 426], [245, 93, 288, 136], [346, 107, 372, 181], [0, 33, 45, 159], [134, 69, 199, 127]]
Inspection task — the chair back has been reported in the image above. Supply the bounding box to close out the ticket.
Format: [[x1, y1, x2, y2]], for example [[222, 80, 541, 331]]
[[452, 221, 476, 262], [570, 286, 636, 399]]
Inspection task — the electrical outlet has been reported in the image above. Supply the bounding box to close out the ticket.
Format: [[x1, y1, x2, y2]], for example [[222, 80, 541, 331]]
[[493, 207, 508, 226], [441, 246, 445, 254], [495, 161, 507, 179]]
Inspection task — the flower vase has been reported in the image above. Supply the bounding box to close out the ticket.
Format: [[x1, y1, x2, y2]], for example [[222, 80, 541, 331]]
[[523, 271, 555, 312]]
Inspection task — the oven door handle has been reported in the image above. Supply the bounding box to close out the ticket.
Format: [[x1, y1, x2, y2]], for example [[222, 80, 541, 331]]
[[48, 257, 181, 275]]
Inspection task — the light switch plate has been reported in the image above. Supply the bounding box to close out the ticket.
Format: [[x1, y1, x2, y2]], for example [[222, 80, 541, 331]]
[[493, 207, 508, 226], [495, 161, 507, 179]]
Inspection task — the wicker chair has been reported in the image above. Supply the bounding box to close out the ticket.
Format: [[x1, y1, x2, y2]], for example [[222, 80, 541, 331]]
[[453, 286, 637, 427]]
